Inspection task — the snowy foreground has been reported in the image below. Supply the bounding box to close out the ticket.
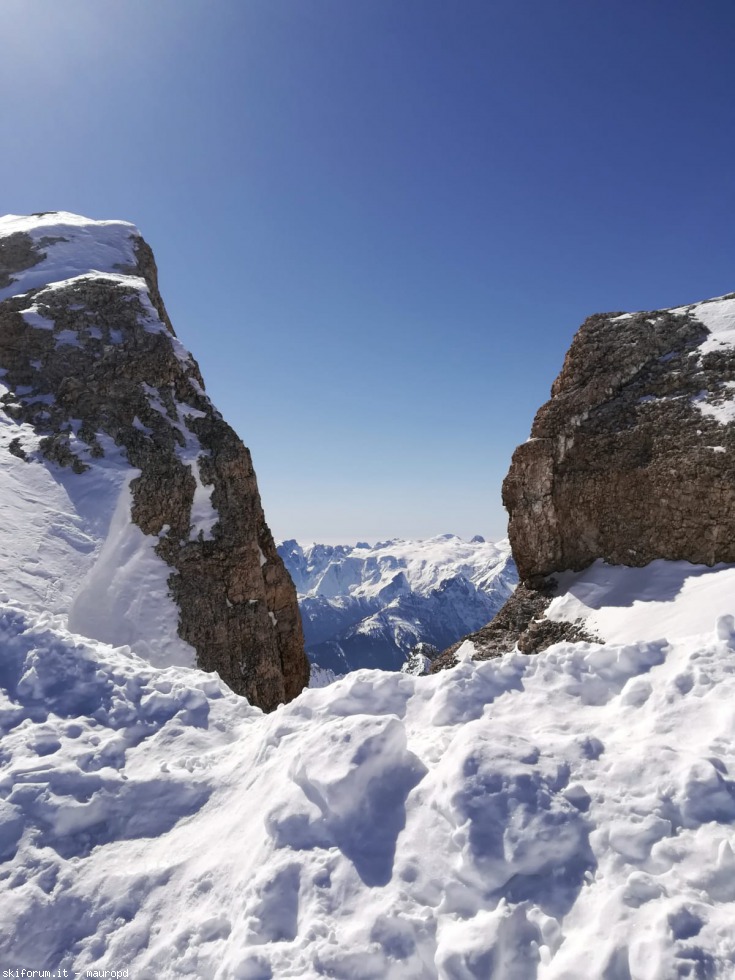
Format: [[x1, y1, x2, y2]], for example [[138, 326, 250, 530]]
[[3, 566, 735, 978]]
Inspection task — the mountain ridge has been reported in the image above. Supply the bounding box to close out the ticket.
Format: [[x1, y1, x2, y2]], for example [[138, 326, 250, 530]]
[[278, 534, 517, 671]]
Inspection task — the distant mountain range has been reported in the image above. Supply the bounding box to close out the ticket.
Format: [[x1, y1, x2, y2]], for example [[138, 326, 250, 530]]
[[277, 534, 517, 672]]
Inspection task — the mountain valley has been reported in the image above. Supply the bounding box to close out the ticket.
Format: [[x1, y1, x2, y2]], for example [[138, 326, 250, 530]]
[[278, 535, 518, 672]]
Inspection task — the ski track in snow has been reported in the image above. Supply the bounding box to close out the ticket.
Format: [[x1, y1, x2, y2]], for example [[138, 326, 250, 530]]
[[1, 591, 735, 978]]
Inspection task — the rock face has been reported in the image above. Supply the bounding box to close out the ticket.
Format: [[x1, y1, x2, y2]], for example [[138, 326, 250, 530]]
[[0, 212, 308, 710], [434, 291, 735, 670], [504, 295, 735, 585]]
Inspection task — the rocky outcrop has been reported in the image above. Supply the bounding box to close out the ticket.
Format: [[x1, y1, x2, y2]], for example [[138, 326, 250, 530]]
[[504, 297, 735, 584], [430, 583, 599, 670], [0, 212, 308, 710], [434, 291, 735, 669]]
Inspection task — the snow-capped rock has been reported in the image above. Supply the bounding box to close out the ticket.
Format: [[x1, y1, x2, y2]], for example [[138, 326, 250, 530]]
[[0, 212, 308, 709], [278, 535, 517, 672], [436, 289, 735, 670]]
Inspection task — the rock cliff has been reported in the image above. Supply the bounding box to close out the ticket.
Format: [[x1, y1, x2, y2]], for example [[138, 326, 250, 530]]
[[433, 291, 735, 669], [505, 294, 735, 583], [0, 212, 308, 710]]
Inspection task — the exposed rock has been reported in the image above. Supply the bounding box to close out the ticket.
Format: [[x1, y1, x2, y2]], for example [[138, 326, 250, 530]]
[[0, 231, 45, 289], [0, 212, 308, 710], [430, 582, 599, 671], [436, 292, 735, 668], [503, 302, 735, 584]]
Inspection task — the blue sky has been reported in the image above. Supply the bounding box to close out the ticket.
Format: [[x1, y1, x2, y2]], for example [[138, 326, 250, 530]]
[[2, 0, 734, 543]]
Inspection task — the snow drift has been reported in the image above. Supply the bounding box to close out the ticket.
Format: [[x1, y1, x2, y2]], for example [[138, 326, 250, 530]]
[[2, 557, 735, 977]]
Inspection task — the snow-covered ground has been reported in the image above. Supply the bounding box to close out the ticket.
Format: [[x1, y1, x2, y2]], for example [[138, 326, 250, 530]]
[[2, 559, 735, 978], [547, 559, 735, 646], [279, 535, 517, 672]]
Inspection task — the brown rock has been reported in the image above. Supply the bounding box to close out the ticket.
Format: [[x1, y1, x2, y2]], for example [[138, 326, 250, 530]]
[[430, 581, 598, 671], [504, 302, 735, 584], [0, 218, 309, 711], [435, 293, 735, 668]]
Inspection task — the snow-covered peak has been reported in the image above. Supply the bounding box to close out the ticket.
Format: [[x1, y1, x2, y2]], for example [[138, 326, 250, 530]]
[[279, 536, 518, 672], [283, 534, 513, 600], [0, 211, 141, 302]]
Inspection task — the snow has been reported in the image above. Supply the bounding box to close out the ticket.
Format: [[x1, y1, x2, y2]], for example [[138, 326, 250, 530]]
[[0, 424, 196, 668], [3, 578, 735, 976], [280, 536, 517, 672], [547, 559, 735, 645], [0, 212, 139, 303], [184, 454, 218, 541], [20, 304, 54, 331], [692, 382, 735, 426], [67, 474, 196, 669], [690, 295, 735, 355], [54, 328, 81, 348]]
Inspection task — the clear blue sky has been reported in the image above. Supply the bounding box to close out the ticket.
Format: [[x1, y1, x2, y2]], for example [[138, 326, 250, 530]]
[[2, 1, 734, 543]]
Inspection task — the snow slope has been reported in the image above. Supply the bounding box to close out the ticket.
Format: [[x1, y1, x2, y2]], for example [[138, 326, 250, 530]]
[[0, 213, 140, 303], [2, 569, 735, 977], [279, 535, 517, 672]]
